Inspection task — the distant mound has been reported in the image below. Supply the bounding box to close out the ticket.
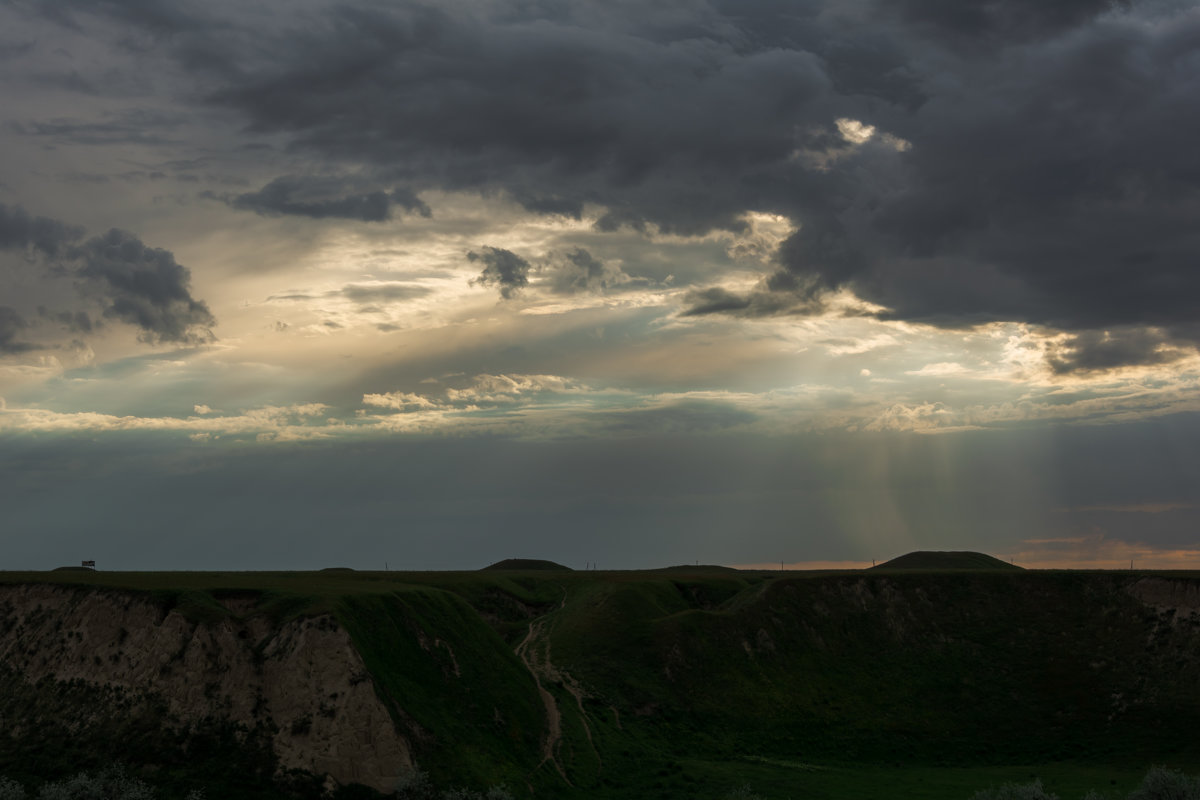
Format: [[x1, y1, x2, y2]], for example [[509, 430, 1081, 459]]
[[52, 566, 95, 572], [481, 559, 572, 571], [870, 551, 1021, 571], [653, 564, 740, 573], [319, 567, 355, 572]]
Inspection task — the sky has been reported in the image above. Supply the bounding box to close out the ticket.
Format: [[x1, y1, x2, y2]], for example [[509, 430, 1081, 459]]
[[3, 0, 1200, 571]]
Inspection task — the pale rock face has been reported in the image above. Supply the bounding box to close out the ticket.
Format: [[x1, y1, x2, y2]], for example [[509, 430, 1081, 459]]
[[0, 585, 412, 792], [1128, 577, 1200, 618]]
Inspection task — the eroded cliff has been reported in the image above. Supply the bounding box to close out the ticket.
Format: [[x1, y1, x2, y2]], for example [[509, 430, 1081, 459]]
[[0, 584, 410, 792]]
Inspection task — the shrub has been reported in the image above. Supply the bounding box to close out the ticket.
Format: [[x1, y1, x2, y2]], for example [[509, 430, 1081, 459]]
[[394, 770, 434, 800], [36, 765, 155, 800], [0, 777, 27, 800], [724, 785, 765, 800], [439, 787, 514, 800], [970, 780, 1059, 800], [1127, 767, 1200, 800]]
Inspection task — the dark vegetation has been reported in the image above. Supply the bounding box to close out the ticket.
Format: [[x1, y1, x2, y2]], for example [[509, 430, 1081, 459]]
[[1, 563, 1199, 799]]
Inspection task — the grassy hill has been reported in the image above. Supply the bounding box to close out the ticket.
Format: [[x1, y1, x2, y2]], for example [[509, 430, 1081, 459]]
[[871, 550, 1023, 570], [480, 558, 573, 571], [1, 567, 1199, 799]]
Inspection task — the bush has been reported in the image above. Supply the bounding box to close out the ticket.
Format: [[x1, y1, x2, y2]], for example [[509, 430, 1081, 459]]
[[394, 770, 434, 799], [0, 766, 202, 800], [0, 777, 27, 800], [439, 788, 514, 800], [1127, 767, 1200, 800], [724, 785, 765, 800], [970, 780, 1060, 800], [36, 766, 155, 800]]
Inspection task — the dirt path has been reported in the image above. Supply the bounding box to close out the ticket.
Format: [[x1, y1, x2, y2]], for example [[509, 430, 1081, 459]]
[[516, 618, 570, 783], [513, 585, 601, 783]]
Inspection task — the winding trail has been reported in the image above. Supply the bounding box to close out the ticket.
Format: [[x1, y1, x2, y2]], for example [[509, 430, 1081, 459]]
[[515, 618, 569, 783], [513, 585, 601, 784]]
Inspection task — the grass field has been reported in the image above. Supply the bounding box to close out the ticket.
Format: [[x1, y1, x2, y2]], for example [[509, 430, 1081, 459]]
[[2, 566, 1199, 798]]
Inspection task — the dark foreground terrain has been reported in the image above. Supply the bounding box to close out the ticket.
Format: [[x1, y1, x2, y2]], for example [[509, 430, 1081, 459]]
[[1, 563, 1199, 799]]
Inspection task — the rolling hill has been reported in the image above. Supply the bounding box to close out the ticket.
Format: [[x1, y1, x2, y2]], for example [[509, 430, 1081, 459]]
[[870, 550, 1023, 570], [1, 566, 1198, 799]]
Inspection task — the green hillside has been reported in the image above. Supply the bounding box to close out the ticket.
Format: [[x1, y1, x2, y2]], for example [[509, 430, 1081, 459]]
[[2, 568, 1199, 799], [871, 550, 1023, 571]]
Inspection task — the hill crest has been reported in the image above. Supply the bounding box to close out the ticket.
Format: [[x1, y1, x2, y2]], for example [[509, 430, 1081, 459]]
[[480, 558, 572, 571], [870, 550, 1021, 570]]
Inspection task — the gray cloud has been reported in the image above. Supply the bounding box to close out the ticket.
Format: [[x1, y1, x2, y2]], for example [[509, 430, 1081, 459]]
[[886, 0, 1124, 42], [0, 203, 215, 347], [267, 283, 433, 306], [38, 306, 98, 334], [338, 283, 433, 304], [230, 175, 431, 222], [0, 307, 37, 353], [0, 202, 85, 258], [75, 228, 216, 345], [468, 246, 531, 299], [19, 0, 1200, 370], [12, 108, 187, 146], [600, 400, 758, 435], [547, 248, 630, 295], [1046, 328, 1183, 375]]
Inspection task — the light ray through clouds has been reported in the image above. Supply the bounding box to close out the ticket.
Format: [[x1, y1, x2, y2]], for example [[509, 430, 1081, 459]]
[[2, 0, 1200, 569]]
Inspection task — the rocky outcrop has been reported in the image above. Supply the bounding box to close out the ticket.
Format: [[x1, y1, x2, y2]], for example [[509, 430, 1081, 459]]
[[0, 584, 411, 792], [1127, 577, 1200, 618]]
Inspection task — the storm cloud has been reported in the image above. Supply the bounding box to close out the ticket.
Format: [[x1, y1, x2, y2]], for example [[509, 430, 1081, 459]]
[[0, 203, 215, 347], [7, 0, 1200, 570], [468, 246, 531, 299], [0, 307, 36, 354], [143, 0, 1196, 368], [230, 175, 431, 222]]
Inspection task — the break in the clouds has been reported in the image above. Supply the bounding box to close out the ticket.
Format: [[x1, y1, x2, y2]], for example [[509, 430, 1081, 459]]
[[3, 0, 1200, 570]]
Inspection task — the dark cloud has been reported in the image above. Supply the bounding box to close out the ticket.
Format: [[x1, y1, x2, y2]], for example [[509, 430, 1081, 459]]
[[28, 70, 98, 94], [198, 2, 834, 235], [230, 175, 430, 222], [38, 306, 98, 334], [75, 228, 216, 344], [23, 0, 1200, 371], [1046, 328, 1183, 375], [764, 11, 1200, 355], [680, 288, 752, 317], [0, 203, 215, 346], [0, 202, 86, 257], [338, 283, 433, 304], [268, 283, 433, 305], [12, 108, 186, 146], [0, 40, 35, 62], [886, 0, 1124, 43], [0, 307, 37, 353], [469, 246, 531, 300]]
